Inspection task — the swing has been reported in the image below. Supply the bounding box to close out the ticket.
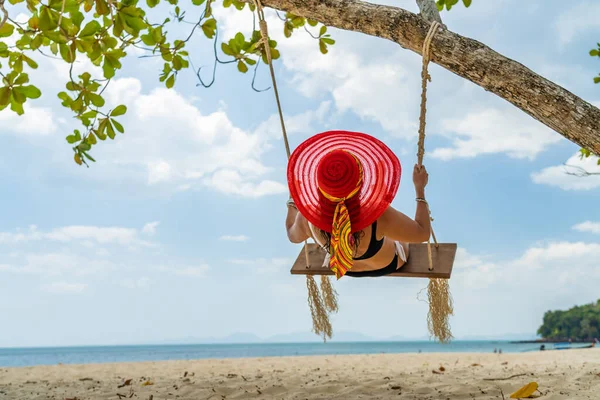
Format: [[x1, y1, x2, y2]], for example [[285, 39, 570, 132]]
[[252, 1, 456, 342]]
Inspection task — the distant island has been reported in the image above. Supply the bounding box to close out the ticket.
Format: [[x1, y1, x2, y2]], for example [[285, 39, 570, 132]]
[[514, 300, 600, 343]]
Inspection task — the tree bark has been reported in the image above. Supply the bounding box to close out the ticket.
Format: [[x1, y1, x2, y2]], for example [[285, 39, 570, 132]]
[[259, 0, 600, 155]]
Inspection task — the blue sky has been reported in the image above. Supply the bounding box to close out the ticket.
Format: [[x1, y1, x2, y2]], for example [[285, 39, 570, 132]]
[[1, 0, 600, 347]]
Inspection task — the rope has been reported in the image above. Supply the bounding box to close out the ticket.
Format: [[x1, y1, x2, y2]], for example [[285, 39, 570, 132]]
[[417, 20, 440, 271], [417, 21, 453, 344], [252, 0, 337, 340], [254, 0, 291, 159]]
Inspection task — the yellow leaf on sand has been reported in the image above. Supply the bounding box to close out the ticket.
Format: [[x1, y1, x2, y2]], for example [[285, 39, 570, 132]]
[[142, 380, 154, 386], [510, 382, 538, 398]]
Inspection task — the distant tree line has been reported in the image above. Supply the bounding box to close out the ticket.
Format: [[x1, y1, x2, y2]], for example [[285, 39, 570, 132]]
[[538, 300, 600, 341]]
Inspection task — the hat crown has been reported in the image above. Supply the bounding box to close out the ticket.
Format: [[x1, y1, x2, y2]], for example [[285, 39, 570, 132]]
[[317, 150, 362, 199]]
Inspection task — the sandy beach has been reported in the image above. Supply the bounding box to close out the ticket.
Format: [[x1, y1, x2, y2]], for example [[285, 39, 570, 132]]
[[1, 349, 599, 400]]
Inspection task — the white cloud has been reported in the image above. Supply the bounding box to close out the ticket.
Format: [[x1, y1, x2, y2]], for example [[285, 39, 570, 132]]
[[219, 235, 249, 242], [573, 221, 600, 234], [0, 224, 152, 247], [41, 282, 88, 294], [0, 104, 57, 136], [147, 160, 174, 184], [531, 152, 600, 190], [202, 169, 287, 197], [431, 108, 561, 160], [555, 1, 600, 48], [156, 264, 210, 277], [46, 226, 147, 246], [229, 257, 292, 274], [2, 252, 117, 276], [94, 81, 287, 197], [454, 240, 600, 293], [142, 221, 160, 235], [119, 277, 150, 289], [253, 101, 333, 141], [216, 7, 421, 139]]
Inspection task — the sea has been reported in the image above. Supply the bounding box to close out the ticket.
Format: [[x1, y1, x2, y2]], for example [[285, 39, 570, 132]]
[[0, 341, 546, 368]]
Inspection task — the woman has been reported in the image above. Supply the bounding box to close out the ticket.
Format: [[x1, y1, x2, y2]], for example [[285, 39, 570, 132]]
[[285, 130, 431, 279]]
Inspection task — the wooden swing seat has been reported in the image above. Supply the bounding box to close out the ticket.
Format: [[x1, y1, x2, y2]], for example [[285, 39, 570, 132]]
[[290, 242, 457, 279]]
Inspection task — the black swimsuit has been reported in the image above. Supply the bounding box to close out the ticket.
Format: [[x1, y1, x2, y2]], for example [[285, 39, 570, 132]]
[[344, 221, 400, 278]]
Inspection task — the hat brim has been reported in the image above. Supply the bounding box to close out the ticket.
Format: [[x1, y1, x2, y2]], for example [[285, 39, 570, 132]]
[[287, 130, 401, 234]]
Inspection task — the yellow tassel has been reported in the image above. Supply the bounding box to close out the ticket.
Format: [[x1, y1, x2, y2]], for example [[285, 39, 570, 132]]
[[427, 278, 454, 343], [320, 275, 339, 314], [306, 275, 332, 341]]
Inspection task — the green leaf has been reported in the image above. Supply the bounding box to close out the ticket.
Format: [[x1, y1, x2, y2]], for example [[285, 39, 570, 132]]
[[319, 25, 327, 37], [88, 93, 105, 107], [66, 135, 78, 144], [192, 0, 205, 4], [106, 120, 116, 139], [221, 42, 235, 56], [19, 85, 41, 99], [594, 76, 600, 84], [14, 73, 29, 85], [59, 43, 75, 63], [81, 151, 96, 162], [79, 20, 101, 37], [237, 60, 248, 73], [22, 55, 38, 69], [147, 0, 160, 7], [71, 11, 84, 29], [110, 104, 127, 116], [10, 95, 24, 115], [166, 73, 175, 88], [102, 60, 116, 79], [88, 132, 97, 144], [95, 0, 110, 15], [74, 153, 83, 165], [172, 55, 183, 70], [79, 142, 91, 151], [462, 0, 471, 7], [0, 87, 10, 107], [11, 87, 26, 103], [202, 18, 217, 39], [307, 19, 318, 27], [0, 23, 14, 38], [39, 7, 59, 31], [319, 39, 327, 54], [141, 33, 155, 46], [57, 91, 73, 106], [590, 49, 599, 57], [321, 38, 335, 45], [111, 119, 124, 133], [95, 128, 107, 140], [233, 0, 244, 10], [31, 34, 44, 50]]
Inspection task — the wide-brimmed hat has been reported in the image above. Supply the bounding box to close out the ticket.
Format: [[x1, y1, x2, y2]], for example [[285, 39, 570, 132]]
[[287, 130, 401, 277]]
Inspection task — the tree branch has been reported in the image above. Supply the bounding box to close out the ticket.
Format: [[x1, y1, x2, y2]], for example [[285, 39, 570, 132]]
[[0, 0, 8, 31], [415, 0, 444, 25], [254, 0, 600, 155], [564, 164, 600, 177]]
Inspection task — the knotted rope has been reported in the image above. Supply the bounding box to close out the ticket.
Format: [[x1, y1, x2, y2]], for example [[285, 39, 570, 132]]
[[252, 0, 338, 341], [417, 20, 453, 343]]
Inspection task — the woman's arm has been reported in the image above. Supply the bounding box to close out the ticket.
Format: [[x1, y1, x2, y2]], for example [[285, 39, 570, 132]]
[[379, 164, 431, 243], [285, 201, 311, 243]]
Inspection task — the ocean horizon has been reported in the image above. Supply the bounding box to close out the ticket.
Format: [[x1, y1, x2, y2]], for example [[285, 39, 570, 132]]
[[0, 340, 557, 368]]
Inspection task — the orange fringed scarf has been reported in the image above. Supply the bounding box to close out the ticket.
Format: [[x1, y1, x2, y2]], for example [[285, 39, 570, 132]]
[[318, 153, 363, 279]]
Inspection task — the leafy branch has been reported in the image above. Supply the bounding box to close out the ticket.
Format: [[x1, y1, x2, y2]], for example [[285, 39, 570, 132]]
[[0, 0, 335, 165]]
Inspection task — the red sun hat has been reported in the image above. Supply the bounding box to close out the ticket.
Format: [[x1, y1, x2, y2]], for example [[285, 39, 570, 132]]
[[287, 130, 401, 234]]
